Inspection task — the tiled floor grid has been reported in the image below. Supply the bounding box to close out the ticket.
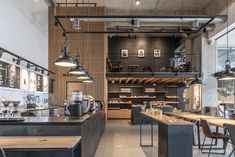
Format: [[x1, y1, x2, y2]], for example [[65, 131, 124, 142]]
[[95, 120, 234, 157]]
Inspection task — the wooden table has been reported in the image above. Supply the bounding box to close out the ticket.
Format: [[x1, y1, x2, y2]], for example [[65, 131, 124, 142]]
[[204, 118, 235, 127], [141, 112, 193, 157], [165, 112, 235, 149], [0, 136, 81, 157]]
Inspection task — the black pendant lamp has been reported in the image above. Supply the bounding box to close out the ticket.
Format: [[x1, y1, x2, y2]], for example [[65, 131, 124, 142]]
[[178, 79, 188, 88], [190, 75, 203, 86], [68, 55, 86, 75], [217, 0, 235, 80], [54, 35, 76, 67], [82, 76, 95, 83], [77, 72, 90, 80]]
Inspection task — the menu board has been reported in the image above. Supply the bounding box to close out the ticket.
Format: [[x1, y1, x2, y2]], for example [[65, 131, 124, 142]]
[[20, 69, 29, 90], [43, 76, 48, 92], [0, 61, 7, 87], [6, 64, 20, 88], [36, 74, 43, 91], [29, 72, 36, 91]]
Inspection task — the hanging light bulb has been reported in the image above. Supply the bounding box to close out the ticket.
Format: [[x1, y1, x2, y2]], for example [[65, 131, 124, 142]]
[[135, 0, 140, 5], [54, 36, 76, 67]]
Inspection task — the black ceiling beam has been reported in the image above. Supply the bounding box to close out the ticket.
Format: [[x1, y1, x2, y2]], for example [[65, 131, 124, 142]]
[[0, 47, 55, 75], [106, 72, 201, 79], [54, 15, 224, 19], [66, 30, 194, 34]]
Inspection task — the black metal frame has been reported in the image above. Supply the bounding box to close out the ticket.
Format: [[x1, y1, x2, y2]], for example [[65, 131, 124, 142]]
[[106, 71, 201, 79], [0, 47, 55, 75], [53, 15, 225, 35]]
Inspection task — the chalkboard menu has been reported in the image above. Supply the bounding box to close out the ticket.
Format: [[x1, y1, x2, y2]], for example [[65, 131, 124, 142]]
[[7, 65, 20, 88], [0, 61, 7, 87], [36, 74, 43, 91]]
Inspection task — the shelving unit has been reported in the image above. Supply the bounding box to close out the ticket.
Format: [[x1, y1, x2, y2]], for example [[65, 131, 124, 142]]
[[107, 84, 172, 119], [165, 95, 179, 107]]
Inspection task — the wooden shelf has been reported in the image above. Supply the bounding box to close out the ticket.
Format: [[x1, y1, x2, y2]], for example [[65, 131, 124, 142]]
[[166, 96, 179, 99], [165, 101, 179, 104], [144, 91, 168, 93], [108, 91, 121, 93], [108, 102, 132, 105], [120, 96, 156, 99]]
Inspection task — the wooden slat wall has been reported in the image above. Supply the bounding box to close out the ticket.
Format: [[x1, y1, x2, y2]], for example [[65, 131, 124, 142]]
[[48, 7, 107, 106]]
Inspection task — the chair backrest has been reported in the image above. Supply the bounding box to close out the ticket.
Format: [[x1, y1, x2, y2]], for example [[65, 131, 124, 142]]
[[200, 119, 214, 138], [224, 124, 235, 147]]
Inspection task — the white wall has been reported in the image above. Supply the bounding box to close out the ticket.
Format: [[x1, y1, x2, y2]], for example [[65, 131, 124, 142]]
[[0, 0, 48, 68], [0, 0, 48, 105]]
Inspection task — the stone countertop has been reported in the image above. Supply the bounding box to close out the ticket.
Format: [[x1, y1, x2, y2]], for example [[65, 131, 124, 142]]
[[0, 110, 103, 125]]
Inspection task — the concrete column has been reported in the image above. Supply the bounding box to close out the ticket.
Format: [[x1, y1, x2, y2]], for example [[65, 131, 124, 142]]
[[201, 34, 218, 111]]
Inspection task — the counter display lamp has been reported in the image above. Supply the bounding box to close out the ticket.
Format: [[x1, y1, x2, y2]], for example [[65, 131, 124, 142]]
[[77, 73, 90, 80], [82, 77, 94, 83]]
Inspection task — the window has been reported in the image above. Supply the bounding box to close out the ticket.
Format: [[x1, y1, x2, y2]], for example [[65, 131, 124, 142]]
[[216, 28, 235, 104], [216, 28, 235, 72]]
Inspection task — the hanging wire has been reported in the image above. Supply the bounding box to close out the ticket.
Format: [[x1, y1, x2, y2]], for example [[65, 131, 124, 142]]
[[226, 0, 229, 62]]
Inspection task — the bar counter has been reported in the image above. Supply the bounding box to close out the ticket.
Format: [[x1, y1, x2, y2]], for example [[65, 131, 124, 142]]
[[0, 110, 106, 157]]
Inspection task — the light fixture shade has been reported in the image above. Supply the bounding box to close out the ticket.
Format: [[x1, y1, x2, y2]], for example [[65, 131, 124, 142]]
[[77, 73, 90, 80], [190, 77, 203, 86], [54, 53, 76, 67], [69, 64, 86, 75], [82, 77, 95, 83], [217, 69, 235, 80]]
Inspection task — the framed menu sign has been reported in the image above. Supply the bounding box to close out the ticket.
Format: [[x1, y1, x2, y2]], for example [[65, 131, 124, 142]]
[[6, 64, 20, 88], [0, 61, 7, 87], [36, 74, 43, 91]]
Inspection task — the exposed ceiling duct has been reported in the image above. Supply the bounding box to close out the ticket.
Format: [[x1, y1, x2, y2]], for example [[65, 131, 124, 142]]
[[54, 15, 227, 35]]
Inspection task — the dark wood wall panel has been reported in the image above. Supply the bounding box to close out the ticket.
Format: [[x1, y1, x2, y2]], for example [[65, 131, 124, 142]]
[[108, 37, 179, 72]]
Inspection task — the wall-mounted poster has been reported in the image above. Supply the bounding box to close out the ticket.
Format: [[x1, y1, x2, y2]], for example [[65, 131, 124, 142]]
[[121, 49, 128, 58], [29, 72, 36, 91], [36, 74, 43, 92], [154, 49, 161, 57], [137, 49, 145, 58], [20, 68, 29, 90], [43, 76, 48, 92], [7, 65, 20, 88]]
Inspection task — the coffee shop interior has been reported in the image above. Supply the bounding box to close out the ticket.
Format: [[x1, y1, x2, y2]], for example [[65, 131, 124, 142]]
[[1, 0, 235, 157]]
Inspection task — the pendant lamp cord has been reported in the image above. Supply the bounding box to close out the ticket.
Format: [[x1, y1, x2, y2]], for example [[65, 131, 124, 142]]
[[225, 0, 230, 69]]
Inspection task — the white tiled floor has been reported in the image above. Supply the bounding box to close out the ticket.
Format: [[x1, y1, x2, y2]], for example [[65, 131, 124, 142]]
[[95, 120, 234, 157]]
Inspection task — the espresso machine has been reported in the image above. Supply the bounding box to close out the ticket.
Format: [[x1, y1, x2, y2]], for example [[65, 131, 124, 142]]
[[65, 91, 94, 117]]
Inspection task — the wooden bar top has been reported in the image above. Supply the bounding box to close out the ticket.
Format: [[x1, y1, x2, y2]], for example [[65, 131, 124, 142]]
[[204, 118, 235, 127], [0, 136, 81, 149], [165, 112, 218, 122], [166, 112, 235, 127], [141, 112, 192, 126]]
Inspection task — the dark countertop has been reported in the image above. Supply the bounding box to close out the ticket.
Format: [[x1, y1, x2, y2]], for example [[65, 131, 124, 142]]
[[0, 110, 103, 125]]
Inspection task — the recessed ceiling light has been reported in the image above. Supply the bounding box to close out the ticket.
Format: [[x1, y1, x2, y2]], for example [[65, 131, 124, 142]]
[[136, 0, 140, 5]]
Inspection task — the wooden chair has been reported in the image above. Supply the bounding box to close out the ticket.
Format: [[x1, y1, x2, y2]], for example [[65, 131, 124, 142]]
[[224, 124, 235, 157], [200, 119, 229, 157], [106, 58, 122, 72]]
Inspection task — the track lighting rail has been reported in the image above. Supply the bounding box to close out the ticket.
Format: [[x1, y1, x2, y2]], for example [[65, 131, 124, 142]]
[[0, 47, 55, 75]]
